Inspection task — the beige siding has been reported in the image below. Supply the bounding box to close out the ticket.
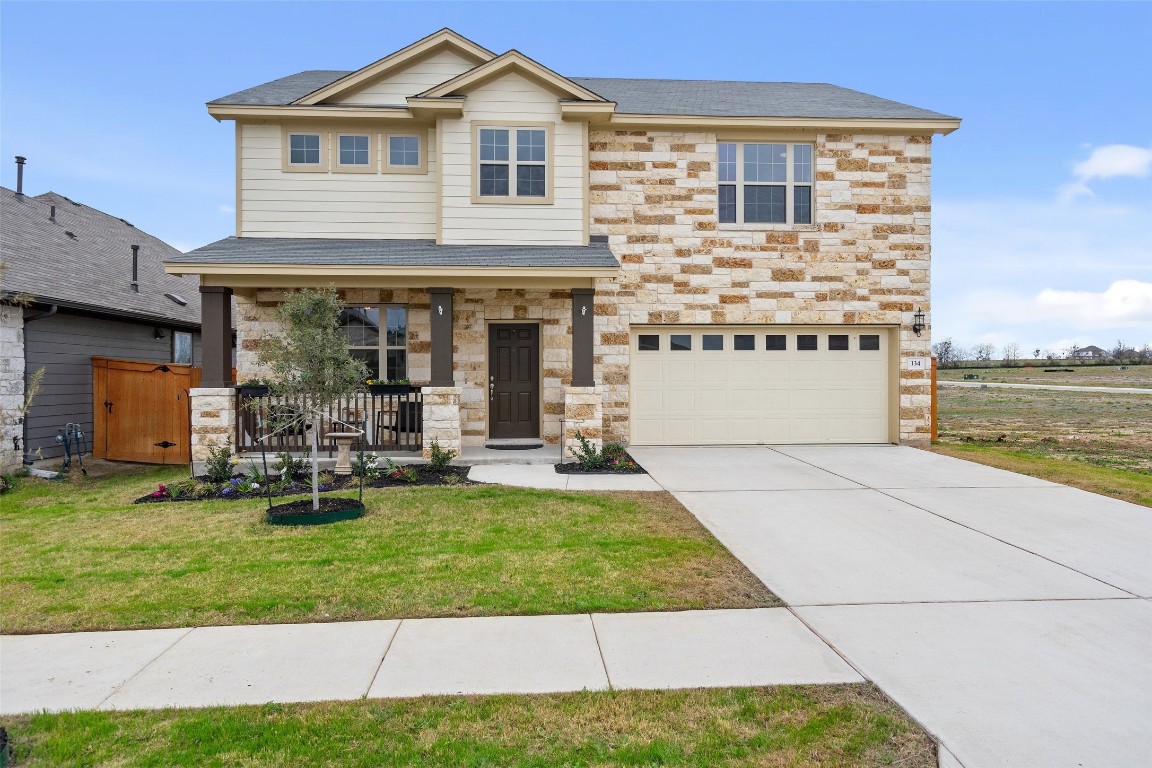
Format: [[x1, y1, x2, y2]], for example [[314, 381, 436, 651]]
[[239, 123, 437, 239], [440, 72, 585, 246], [332, 49, 477, 106]]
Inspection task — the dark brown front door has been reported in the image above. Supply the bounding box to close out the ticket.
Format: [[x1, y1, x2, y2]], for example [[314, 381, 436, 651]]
[[489, 324, 539, 439]]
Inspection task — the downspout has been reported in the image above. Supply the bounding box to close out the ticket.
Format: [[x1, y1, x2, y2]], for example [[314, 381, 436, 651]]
[[21, 304, 58, 464]]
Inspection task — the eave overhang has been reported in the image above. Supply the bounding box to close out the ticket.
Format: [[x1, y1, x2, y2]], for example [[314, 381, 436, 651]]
[[206, 103, 417, 122]]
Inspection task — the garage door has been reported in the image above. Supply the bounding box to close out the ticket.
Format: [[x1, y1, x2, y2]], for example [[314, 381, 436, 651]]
[[630, 327, 891, 445]]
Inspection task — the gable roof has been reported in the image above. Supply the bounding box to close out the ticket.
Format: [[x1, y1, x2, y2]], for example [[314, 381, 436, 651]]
[[1, 187, 201, 327], [292, 28, 494, 105], [417, 50, 608, 101], [209, 69, 955, 121]]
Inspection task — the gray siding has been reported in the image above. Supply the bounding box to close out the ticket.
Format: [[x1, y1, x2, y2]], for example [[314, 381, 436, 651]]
[[23, 311, 201, 461]]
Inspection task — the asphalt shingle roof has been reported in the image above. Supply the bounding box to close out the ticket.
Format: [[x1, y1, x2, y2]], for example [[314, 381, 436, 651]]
[[208, 69, 955, 120], [1, 187, 201, 326], [168, 236, 619, 269]]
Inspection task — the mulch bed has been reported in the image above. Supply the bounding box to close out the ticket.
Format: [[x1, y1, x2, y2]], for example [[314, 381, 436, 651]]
[[555, 454, 647, 475], [132, 465, 475, 504]]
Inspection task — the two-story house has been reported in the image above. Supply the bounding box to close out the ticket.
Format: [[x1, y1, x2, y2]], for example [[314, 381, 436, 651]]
[[168, 28, 959, 462]]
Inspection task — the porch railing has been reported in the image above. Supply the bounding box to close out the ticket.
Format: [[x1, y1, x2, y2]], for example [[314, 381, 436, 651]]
[[235, 390, 424, 455]]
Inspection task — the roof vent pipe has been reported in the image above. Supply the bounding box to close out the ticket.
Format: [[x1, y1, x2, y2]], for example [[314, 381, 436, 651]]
[[131, 244, 140, 293], [14, 156, 26, 196]]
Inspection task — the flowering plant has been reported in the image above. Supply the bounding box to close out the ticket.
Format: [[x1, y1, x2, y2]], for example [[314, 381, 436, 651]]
[[149, 483, 168, 499]]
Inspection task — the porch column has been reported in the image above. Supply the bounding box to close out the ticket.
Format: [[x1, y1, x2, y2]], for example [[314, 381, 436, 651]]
[[428, 287, 454, 386], [199, 285, 233, 387], [571, 288, 595, 387]]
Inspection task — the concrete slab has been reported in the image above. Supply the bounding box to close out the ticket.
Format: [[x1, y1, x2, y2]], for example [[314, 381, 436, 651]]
[[680, 489, 1126, 604], [459, 445, 562, 465], [468, 463, 569, 489], [564, 473, 662, 492], [774, 445, 1056, 489], [628, 446, 861, 492], [797, 599, 1152, 768], [888, 486, 1152, 597], [0, 628, 188, 714], [592, 608, 862, 690], [369, 614, 608, 698], [101, 620, 398, 710]]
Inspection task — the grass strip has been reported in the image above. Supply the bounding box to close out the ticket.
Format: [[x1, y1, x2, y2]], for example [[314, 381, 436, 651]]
[[4, 684, 934, 767]]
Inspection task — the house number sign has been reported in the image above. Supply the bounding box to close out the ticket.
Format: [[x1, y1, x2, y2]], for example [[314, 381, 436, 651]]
[[907, 357, 929, 370]]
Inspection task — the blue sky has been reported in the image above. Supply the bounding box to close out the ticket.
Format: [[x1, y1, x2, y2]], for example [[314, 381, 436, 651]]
[[2, 1, 1149, 355]]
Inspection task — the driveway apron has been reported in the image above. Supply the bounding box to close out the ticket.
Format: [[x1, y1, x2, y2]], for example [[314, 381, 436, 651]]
[[630, 444, 1152, 768]]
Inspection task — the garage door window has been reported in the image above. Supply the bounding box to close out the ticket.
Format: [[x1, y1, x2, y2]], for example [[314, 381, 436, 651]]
[[703, 334, 724, 350], [798, 335, 818, 351], [766, 334, 787, 351], [637, 335, 660, 351], [829, 335, 849, 351], [670, 335, 692, 351], [861, 335, 880, 351], [734, 334, 755, 351]]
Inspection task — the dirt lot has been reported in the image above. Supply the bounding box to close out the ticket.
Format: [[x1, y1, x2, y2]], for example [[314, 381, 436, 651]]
[[937, 363, 1152, 388], [935, 385, 1152, 474]]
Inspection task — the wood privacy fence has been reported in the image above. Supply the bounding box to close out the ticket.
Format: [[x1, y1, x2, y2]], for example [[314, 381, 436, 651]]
[[91, 357, 201, 464]]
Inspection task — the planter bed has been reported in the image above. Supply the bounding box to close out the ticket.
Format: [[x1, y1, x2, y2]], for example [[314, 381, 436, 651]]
[[267, 496, 364, 525], [132, 466, 474, 504], [555, 454, 647, 475]]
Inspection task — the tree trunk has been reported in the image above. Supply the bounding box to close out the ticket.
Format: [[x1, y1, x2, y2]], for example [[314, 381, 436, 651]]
[[310, 424, 320, 512]]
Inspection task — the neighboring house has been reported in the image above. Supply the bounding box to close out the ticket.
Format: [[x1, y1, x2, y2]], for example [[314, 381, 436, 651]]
[[1070, 345, 1107, 361], [1, 173, 202, 469], [169, 28, 959, 460]]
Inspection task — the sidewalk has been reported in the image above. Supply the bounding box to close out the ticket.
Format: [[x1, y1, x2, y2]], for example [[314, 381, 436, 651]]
[[1, 608, 860, 714], [468, 463, 662, 491]]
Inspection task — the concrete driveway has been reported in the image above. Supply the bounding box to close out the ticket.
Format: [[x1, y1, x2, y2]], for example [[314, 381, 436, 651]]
[[630, 444, 1152, 768]]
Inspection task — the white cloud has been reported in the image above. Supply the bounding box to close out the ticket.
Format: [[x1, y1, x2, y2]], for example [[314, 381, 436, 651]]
[[1034, 280, 1152, 327], [1058, 143, 1152, 202], [217, 204, 234, 214]]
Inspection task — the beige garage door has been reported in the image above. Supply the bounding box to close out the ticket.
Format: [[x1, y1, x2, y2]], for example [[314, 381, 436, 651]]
[[630, 327, 891, 445]]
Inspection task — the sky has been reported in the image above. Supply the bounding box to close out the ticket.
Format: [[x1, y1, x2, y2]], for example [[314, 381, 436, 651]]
[[2, 1, 1149, 356]]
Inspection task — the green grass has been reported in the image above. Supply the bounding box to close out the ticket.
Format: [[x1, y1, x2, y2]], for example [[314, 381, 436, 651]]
[[0, 466, 776, 634], [3, 685, 934, 767], [930, 443, 1152, 508]]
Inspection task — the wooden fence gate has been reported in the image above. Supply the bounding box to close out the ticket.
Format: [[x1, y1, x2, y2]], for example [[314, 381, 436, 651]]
[[92, 357, 201, 464]]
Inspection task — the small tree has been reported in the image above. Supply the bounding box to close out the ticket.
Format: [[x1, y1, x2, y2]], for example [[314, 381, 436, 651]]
[[1002, 343, 1022, 367], [254, 287, 367, 512], [972, 343, 995, 364], [932, 337, 961, 369]]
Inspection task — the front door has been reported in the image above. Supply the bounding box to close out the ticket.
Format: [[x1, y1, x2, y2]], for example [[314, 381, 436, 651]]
[[488, 324, 540, 439]]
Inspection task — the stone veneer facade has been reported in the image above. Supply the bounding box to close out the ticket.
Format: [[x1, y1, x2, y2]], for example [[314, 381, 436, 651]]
[[0, 306, 25, 472], [588, 130, 933, 446], [226, 129, 933, 450]]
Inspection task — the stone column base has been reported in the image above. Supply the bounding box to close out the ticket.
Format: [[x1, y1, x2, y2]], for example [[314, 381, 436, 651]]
[[563, 386, 603, 459], [191, 387, 237, 471], [422, 386, 462, 459]]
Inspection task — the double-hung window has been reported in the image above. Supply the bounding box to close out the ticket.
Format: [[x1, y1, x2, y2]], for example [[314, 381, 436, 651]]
[[476, 125, 550, 202], [718, 142, 813, 224], [339, 306, 408, 381]]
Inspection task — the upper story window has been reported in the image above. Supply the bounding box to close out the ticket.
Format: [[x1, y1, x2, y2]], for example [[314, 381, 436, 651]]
[[388, 135, 421, 168], [283, 128, 329, 172], [335, 133, 376, 172], [474, 124, 552, 204], [718, 142, 813, 225]]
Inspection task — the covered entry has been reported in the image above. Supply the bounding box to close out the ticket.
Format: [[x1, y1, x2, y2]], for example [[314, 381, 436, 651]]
[[630, 326, 892, 445]]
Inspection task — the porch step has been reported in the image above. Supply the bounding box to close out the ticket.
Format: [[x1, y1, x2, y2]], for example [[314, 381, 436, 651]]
[[484, 439, 545, 451], [460, 444, 561, 466]]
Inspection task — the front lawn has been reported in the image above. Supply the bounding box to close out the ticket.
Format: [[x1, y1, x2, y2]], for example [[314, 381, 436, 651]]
[[4, 684, 934, 767], [1, 467, 776, 634]]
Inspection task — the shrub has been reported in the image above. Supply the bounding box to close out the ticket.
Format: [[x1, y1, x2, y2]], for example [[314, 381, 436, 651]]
[[571, 432, 605, 470], [383, 458, 418, 483], [169, 478, 200, 498], [351, 452, 381, 479], [204, 446, 234, 483], [427, 441, 457, 473], [272, 451, 307, 479]]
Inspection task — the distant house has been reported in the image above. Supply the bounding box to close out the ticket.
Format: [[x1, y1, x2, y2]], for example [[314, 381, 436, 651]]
[[1070, 345, 1108, 361], [1, 169, 203, 470]]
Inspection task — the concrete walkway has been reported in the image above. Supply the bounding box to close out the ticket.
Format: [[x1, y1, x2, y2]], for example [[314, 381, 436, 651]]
[[631, 445, 1152, 768], [1, 608, 860, 714], [468, 463, 662, 491], [939, 380, 1152, 394]]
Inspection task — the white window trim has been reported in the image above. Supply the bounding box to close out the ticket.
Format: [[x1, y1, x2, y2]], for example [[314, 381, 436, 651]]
[[384, 132, 428, 174], [718, 141, 814, 226], [334, 132, 377, 173], [471, 122, 554, 205], [281, 127, 329, 173]]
